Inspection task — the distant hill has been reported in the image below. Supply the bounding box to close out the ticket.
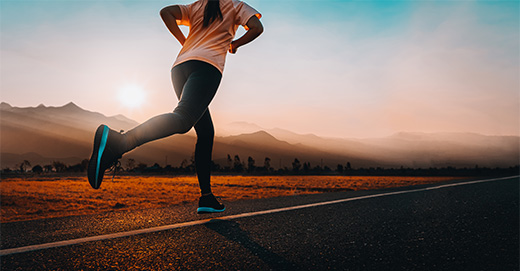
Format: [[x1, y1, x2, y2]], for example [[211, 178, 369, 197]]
[[0, 102, 196, 169], [1, 102, 518, 169], [221, 122, 519, 168]]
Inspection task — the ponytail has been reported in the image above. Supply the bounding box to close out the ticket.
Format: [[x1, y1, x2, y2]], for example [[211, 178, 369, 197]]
[[203, 0, 223, 27]]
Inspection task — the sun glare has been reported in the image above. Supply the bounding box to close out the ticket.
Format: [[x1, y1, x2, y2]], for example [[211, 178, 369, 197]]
[[117, 84, 146, 108]]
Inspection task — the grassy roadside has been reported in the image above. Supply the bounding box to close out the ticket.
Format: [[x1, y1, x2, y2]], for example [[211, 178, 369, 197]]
[[1, 175, 465, 223]]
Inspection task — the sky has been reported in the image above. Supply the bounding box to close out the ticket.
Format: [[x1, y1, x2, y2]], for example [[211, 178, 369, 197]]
[[1, 0, 519, 138]]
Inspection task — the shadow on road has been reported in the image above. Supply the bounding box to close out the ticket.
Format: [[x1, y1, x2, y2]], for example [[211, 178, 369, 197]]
[[204, 219, 298, 270]]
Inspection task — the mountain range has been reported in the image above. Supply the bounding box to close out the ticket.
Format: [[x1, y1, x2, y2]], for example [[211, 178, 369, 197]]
[[1, 102, 518, 170]]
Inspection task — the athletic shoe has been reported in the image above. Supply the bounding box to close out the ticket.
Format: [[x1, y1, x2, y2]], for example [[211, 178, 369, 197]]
[[197, 194, 226, 214], [87, 124, 124, 189]]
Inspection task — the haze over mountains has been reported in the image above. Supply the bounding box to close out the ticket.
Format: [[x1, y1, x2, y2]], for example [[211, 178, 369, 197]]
[[1, 102, 518, 170]]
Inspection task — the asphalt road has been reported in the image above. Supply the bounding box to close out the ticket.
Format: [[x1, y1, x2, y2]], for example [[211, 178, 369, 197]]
[[1, 176, 518, 270]]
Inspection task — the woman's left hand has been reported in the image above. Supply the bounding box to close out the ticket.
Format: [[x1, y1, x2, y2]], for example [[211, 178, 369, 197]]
[[229, 41, 238, 54]]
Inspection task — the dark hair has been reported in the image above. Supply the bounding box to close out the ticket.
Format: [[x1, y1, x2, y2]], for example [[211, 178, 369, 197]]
[[203, 0, 223, 27]]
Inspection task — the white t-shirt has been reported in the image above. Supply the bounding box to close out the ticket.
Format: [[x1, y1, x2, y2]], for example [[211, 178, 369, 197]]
[[174, 0, 261, 73]]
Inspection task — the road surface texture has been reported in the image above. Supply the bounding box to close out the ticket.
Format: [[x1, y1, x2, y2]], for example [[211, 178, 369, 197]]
[[1, 176, 518, 270]]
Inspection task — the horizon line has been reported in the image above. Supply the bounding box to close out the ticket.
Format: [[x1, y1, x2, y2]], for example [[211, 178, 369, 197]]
[[2, 100, 519, 139]]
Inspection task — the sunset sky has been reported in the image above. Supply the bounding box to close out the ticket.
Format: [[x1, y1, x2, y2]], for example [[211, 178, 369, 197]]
[[1, 0, 518, 138]]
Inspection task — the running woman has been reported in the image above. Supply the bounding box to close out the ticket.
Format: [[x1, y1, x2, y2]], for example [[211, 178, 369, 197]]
[[87, 0, 263, 214]]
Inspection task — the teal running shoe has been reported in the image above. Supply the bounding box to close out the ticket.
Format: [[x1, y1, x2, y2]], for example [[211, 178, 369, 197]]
[[87, 124, 124, 189], [197, 194, 226, 214]]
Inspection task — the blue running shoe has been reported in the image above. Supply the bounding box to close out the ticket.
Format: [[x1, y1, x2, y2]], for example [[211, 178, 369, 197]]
[[197, 194, 226, 214], [87, 124, 124, 189]]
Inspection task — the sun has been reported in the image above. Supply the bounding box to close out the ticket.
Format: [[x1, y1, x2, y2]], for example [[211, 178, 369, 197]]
[[117, 84, 146, 109]]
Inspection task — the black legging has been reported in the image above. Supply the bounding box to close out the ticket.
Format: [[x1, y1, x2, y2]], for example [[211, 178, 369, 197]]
[[123, 60, 222, 194]]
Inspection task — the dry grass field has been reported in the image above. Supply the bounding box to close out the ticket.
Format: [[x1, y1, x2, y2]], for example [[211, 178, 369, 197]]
[[1, 175, 464, 223]]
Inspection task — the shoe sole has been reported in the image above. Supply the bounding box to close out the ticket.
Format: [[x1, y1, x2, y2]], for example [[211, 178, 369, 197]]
[[88, 125, 109, 189], [197, 207, 226, 214]]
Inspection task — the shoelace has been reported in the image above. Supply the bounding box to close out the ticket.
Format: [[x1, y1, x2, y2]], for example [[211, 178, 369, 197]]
[[110, 160, 122, 182], [213, 195, 224, 206], [203, 194, 224, 204], [109, 129, 125, 182]]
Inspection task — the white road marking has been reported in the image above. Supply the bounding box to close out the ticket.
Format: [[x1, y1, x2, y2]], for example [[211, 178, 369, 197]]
[[1, 176, 517, 256]]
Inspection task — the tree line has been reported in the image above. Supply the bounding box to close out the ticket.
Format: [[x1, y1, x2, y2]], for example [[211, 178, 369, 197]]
[[3, 155, 518, 177], [3, 159, 88, 174]]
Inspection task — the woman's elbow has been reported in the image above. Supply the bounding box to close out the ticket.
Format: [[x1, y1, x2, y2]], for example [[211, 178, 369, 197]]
[[160, 6, 178, 18], [250, 23, 263, 37], [246, 16, 264, 36], [159, 7, 169, 17], [256, 24, 264, 36]]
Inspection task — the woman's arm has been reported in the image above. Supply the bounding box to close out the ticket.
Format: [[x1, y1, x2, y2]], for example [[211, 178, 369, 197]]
[[229, 16, 263, 54], [160, 5, 186, 46]]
